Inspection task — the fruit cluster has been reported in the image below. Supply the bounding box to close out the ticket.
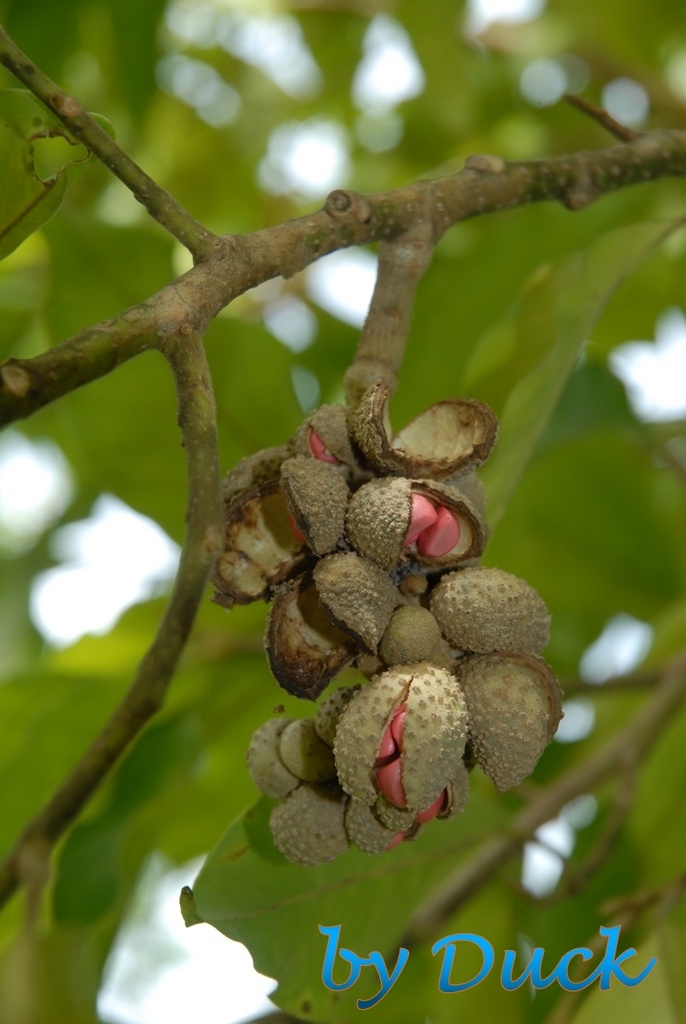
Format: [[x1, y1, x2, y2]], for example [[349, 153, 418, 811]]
[[214, 382, 563, 865]]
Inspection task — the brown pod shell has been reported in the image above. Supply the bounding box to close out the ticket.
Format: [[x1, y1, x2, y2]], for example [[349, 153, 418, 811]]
[[379, 606, 443, 667], [455, 651, 563, 792], [345, 798, 399, 854], [401, 663, 469, 813], [407, 479, 486, 568], [345, 477, 411, 569], [213, 483, 308, 608], [314, 552, 398, 653], [314, 685, 361, 748], [278, 719, 337, 782], [221, 444, 291, 508], [352, 383, 498, 478], [430, 566, 551, 654], [334, 670, 409, 805], [270, 781, 350, 865], [446, 470, 488, 521], [280, 456, 350, 555], [266, 576, 357, 700], [246, 718, 300, 798]]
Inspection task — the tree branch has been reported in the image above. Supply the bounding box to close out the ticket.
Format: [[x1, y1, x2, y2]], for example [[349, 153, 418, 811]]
[[4, 127, 686, 428], [402, 650, 686, 947], [0, 24, 219, 260], [0, 330, 222, 912]]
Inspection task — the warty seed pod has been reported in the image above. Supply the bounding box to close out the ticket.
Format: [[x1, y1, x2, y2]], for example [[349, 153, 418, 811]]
[[379, 606, 443, 667], [408, 480, 486, 568], [280, 456, 350, 555], [213, 483, 308, 608], [334, 663, 469, 814], [401, 663, 470, 812], [334, 669, 407, 805], [270, 781, 350, 865], [266, 576, 357, 700], [345, 798, 401, 854], [313, 551, 398, 653], [246, 718, 300, 798], [352, 383, 498, 478], [294, 404, 358, 468], [455, 651, 563, 792], [344, 477, 410, 570], [278, 719, 337, 782], [430, 566, 551, 654], [345, 477, 486, 571], [373, 796, 417, 832], [314, 685, 361, 748]]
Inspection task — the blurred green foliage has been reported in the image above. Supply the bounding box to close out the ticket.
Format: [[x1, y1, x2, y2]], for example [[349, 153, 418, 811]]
[[1, 0, 686, 1021]]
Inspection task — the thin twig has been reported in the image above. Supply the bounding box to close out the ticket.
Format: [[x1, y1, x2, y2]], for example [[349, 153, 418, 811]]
[[344, 222, 434, 406], [0, 330, 222, 912], [0, 23, 219, 260], [402, 652, 686, 946], [564, 92, 641, 142]]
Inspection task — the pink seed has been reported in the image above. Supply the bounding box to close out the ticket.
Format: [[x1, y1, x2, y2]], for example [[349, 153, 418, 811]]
[[404, 494, 438, 546], [288, 514, 306, 544], [308, 430, 339, 464], [385, 831, 407, 851], [376, 722, 397, 761], [417, 506, 460, 557], [390, 704, 406, 747], [415, 789, 447, 824], [376, 758, 406, 808]]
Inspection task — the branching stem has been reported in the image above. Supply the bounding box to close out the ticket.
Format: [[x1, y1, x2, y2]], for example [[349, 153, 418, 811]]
[[0, 331, 222, 912]]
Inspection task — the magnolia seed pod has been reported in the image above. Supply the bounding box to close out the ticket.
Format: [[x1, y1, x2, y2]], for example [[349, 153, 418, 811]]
[[352, 383, 498, 478], [214, 483, 308, 608], [379, 606, 443, 666], [409, 480, 486, 568], [345, 477, 410, 570], [334, 669, 408, 805], [334, 663, 469, 814], [314, 685, 361, 748], [401, 664, 469, 812], [280, 456, 350, 555], [313, 552, 398, 653], [270, 782, 350, 865], [278, 719, 337, 782], [295, 403, 358, 467], [246, 718, 300, 798], [430, 566, 551, 654], [345, 798, 401, 854], [455, 651, 563, 792], [266, 576, 357, 700], [345, 477, 485, 571]]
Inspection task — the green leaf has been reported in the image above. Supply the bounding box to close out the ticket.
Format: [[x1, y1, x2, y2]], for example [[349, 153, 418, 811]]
[[0, 89, 114, 260], [464, 219, 686, 530], [569, 925, 686, 1024], [190, 790, 510, 1022]]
